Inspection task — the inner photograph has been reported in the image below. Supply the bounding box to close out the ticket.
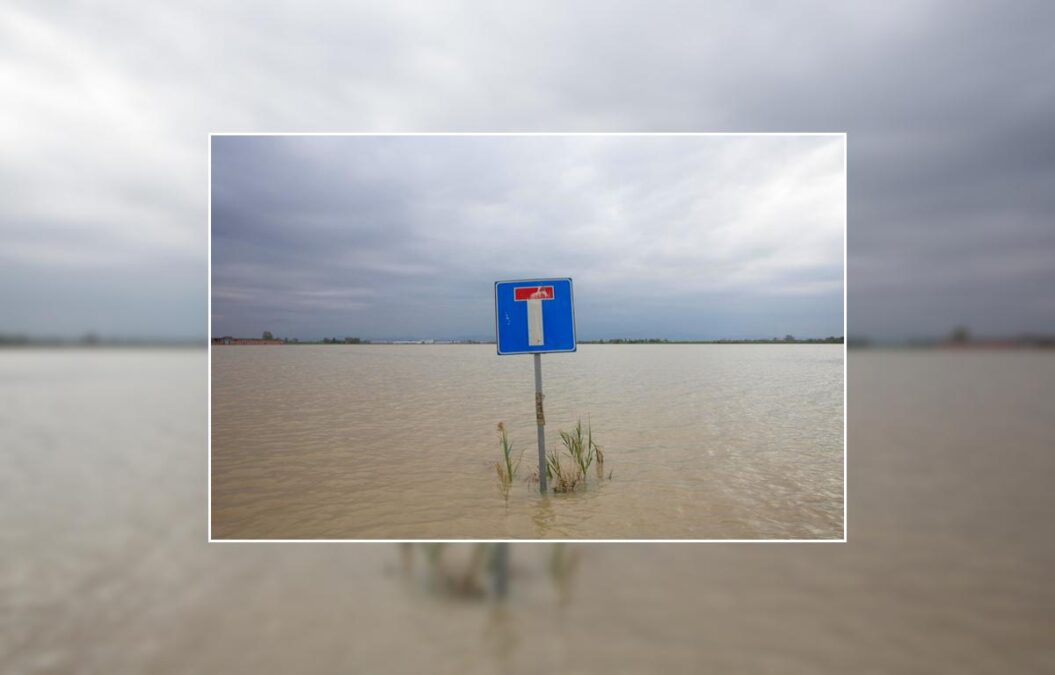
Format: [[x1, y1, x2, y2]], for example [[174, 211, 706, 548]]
[[209, 133, 845, 540]]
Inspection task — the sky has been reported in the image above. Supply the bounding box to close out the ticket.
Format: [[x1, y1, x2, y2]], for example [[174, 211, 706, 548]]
[[2, 1, 1053, 341], [211, 134, 844, 340]]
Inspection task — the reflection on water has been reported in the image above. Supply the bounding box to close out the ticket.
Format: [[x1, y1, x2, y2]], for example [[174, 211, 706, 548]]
[[395, 543, 577, 605], [3, 349, 1054, 673], [211, 344, 844, 539]]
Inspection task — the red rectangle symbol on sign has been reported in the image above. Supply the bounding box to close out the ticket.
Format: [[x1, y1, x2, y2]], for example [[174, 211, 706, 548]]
[[513, 286, 554, 301]]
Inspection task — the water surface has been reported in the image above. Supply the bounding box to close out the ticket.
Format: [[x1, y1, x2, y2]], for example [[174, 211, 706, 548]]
[[211, 344, 844, 539], [3, 349, 1053, 673]]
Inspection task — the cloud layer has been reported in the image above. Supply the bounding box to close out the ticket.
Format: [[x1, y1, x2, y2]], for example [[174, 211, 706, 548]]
[[211, 135, 844, 340], [2, 1, 1052, 339]]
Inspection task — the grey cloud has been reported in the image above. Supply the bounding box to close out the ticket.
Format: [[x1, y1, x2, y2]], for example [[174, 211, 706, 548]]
[[211, 134, 843, 340], [2, 1, 1052, 339]]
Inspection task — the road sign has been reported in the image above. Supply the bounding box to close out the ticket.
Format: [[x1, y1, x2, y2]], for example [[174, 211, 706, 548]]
[[494, 278, 576, 355], [494, 277, 576, 494]]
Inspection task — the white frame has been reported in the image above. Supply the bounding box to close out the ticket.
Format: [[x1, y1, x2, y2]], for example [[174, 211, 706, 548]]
[[208, 132, 848, 544]]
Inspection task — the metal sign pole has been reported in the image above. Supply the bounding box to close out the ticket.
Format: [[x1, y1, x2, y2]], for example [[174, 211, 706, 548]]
[[495, 278, 573, 496], [533, 353, 547, 494]]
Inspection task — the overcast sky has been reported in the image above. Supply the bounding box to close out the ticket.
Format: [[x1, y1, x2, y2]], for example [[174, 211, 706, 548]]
[[2, 1, 1053, 340], [212, 134, 844, 340]]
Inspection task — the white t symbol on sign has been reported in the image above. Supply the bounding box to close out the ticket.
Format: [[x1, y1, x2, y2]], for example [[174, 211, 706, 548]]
[[514, 286, 554, 346]]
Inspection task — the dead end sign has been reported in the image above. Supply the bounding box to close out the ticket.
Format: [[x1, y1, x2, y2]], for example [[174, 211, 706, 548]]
[[494, 277, 576, 494], [494, 278, 576, 355]]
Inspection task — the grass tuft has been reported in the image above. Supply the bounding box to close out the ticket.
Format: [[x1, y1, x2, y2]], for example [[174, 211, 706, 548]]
[[547, 418, 607, 493], [495, 422, 524, 488], [546, 449, 581, 493], [494, 418, 609, 494]]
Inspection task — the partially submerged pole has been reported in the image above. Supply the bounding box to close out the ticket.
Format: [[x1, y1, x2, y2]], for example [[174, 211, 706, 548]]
[[495, 278, 575, 495], [534, 353, 547, 494]]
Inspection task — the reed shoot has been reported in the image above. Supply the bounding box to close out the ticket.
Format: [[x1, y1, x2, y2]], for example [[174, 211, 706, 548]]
[[494, 418, 608, 494], [592, 422, 605, 479], [559, 419, 596, 482], [548, 418, 607, 492], [495, 422, 524, 487], [546, 449, 581, 493]]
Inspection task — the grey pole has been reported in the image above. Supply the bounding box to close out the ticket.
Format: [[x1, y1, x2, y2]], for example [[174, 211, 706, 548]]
[[533, 353, 547, 494]]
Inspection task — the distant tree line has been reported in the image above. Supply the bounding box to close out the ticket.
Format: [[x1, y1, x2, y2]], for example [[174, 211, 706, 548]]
[[255, 332, 370, 344]]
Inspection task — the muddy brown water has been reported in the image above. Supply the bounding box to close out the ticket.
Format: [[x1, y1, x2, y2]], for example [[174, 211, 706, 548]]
[[3, 349, 1052, 673], [210, 344, 844, 539]]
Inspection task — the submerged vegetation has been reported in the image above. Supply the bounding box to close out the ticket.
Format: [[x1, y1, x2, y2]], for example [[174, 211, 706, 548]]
[[494, 422, 524, 488], [548, 418, 605, 493], [495, 418, 609, 494]]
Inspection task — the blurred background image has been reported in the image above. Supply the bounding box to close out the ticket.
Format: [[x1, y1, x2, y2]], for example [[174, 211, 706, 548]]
[[2, 1, 1053, 673]]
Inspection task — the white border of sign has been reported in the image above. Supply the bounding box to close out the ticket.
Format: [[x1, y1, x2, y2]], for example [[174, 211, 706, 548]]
[[494, 277, 577, 355], [208, 132, 848, 544]]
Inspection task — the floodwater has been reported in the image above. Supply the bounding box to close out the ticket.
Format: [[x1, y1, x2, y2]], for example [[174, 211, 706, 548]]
[[3, 349, 1054, 672], [210, 344, 844, 539], [5, 349, 1054, 672]]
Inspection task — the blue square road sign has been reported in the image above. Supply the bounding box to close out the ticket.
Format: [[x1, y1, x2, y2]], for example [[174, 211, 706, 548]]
[[494, 278, 576, 355]]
